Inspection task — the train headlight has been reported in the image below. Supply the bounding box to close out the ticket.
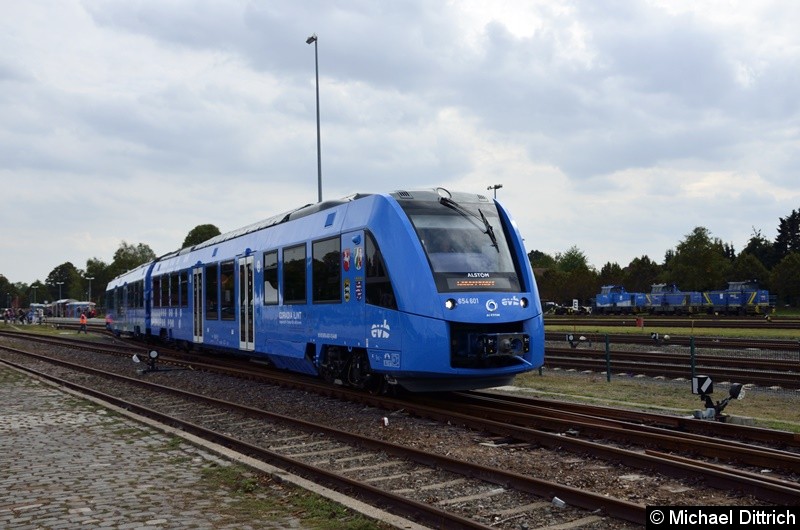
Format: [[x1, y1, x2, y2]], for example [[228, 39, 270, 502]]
[[445, 298, 457, 310], [520, 297, 528, 308]]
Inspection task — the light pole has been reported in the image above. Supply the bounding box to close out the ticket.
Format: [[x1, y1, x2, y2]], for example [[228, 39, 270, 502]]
[[86, 276, 94, 302], [56, 281, 64, 300], [31, 286, 39, 304], [306, 33, 322, 203], [487, 184, 503, 199]]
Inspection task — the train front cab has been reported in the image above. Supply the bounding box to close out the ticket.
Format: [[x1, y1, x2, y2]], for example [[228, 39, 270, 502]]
[[367, 190, 545, 391]]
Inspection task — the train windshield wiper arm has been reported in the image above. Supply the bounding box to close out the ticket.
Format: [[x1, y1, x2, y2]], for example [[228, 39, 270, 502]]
[[438, 196, 500, 252], [479, 208, 499, 251]]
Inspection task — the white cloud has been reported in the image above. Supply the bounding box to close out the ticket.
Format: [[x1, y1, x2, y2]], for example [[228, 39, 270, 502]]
[[2, 0, 800, 286]]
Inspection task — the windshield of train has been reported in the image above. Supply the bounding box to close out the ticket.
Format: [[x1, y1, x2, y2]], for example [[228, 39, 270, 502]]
[[400, 198, 522, 292]]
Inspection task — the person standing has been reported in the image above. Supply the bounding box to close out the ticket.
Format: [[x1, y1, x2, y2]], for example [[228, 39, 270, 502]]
[[79, 312, 88, 334]]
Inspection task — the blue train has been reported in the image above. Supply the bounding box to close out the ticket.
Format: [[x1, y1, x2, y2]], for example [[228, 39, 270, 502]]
[[593, 281, 774, 315], [106, 188, 544, 392], [593, 285, 646, 314]]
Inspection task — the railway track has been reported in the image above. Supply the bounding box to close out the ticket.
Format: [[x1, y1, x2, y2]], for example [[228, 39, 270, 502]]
[[545, 331, 800, 352], [433, 392, 800, 473], [2, 330, 800, 527], [543, 346, 800, 390], [464, 390, 800, 447], [0, 335, 644, 528], [546, 316, 800, 330]]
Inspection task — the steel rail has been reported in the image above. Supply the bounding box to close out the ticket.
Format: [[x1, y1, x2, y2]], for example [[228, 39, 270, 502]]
[[419, 393, 800, 474], [545, 355, 799, 389], [466, 390, 800, 449], [0, 345, 646, 526]]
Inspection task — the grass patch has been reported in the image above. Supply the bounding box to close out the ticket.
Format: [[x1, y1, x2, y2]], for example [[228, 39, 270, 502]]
[[510, 369, 800, 432], [112, 426, 148, 438], [0, 322, 111, 341], [162, 436, 183, 451], [200, 464, 390, 529]]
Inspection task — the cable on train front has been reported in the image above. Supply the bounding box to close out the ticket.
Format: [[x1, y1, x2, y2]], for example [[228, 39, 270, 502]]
[[371, 188, 544, 392]]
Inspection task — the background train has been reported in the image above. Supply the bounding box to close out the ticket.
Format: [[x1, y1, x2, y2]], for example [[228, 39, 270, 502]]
[[593, 281, 775, 315], [106, 188, 545, 392]]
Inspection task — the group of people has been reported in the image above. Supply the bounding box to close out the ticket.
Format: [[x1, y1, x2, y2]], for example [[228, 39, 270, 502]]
[[3, 307, 90, 330], [2, 307, 43, 325]]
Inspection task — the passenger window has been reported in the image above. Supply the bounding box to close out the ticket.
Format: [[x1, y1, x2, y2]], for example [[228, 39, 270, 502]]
[[365, 232, 397, 309], [169, 273, 179, 307], [153, 276, 161, 308], [313, 237, 341, 304], [206, 264, 219, 320], [283, 244, 307, 305], [220, 261, 235, 320], [179, 271, 188, 308], [264, 251, 278, 305]]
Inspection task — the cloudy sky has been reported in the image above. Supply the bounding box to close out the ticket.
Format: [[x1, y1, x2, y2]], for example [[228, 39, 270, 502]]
[[2, 0, 799, 287]]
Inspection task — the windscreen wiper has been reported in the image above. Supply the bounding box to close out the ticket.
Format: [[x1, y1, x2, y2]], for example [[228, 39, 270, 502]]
[[479, 208, 499, 251], [438, 195, 500, 252]]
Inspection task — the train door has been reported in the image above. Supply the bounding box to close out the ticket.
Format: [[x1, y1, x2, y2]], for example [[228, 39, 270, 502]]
[[362, 230, 401, 353], [238, 255, 255, 351], [192, 266, 203, 344]]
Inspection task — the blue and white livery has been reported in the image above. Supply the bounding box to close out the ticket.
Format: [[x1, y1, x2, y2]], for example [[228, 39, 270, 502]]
[[106, 188, 545, 392]]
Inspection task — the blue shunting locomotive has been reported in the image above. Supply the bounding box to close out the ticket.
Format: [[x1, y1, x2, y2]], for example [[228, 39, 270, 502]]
[[593, 281, 774, 315], [594, 285, 646, 314], [106, 188, 545, 392]]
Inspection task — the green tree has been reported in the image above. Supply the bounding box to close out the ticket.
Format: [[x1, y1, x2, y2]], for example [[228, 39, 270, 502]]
[[598, 262, 624, 287], [623, 256, 661, 293], [1, 274, 19, 308], [182, 224, 221, 248], [565, 267, 600, 306], [85, 257, 111, 306], [769, 252, 800, 306], [664, 227, 731, 291], [528, 250, 556, 269], [663, 249, 675, 268], [108, 241, 156, 279], [723, 242, 736, 261], [28, 280, 46, 305], [556, 245, 590, 273], [774, 209, 800, 260], [45, 262, 81, 301], [542, 246, 598, 305], [534, 268, 567, 304], [730, 253, 770, 287], [742, 228, 778, 270], [66, 267, 86, 300]]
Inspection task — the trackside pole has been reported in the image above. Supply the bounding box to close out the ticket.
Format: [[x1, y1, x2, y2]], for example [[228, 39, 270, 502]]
[[605, 334, 611, 382]]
